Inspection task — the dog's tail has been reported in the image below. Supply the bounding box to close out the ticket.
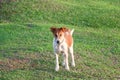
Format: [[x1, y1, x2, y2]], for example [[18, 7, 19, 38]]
[[70, 29, 74, 35]]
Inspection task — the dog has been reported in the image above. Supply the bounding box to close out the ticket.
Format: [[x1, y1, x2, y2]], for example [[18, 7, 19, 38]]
[[50, 27, 75, 71]]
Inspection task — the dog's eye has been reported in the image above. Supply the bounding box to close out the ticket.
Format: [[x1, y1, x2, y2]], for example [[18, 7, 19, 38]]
[[55, 34, 57, 37], [60, 34, 62, 36]]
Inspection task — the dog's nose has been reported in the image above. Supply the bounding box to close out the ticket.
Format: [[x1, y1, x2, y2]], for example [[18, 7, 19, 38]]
[[57, 40, 60, 44]]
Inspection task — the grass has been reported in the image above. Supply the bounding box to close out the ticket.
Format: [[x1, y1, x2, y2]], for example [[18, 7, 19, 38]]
[[0, 0, 120, 79], [1, 0, 120, 28]]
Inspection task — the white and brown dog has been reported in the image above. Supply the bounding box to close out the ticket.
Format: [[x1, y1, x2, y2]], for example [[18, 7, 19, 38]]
[[50, 27, 75, 71]]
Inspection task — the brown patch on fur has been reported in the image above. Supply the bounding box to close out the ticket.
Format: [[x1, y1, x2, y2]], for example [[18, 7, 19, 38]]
[[65, 33, 73, 47]]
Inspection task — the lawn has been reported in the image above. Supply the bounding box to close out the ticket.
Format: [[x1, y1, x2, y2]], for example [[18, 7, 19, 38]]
[[0, 0, 120, 79]]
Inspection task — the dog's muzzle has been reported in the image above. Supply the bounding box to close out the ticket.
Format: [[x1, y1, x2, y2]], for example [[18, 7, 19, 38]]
[[57, 40, 60, 44]]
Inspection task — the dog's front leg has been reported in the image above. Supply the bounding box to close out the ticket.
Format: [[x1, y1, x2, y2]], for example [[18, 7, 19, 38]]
[[55, 53, 59, 71], [62, 54, 65, 67]]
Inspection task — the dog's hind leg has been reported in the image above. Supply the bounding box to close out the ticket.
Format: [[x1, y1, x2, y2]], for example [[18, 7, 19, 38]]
[[69, 46, 75, 67], [64, 52, 70, 71]]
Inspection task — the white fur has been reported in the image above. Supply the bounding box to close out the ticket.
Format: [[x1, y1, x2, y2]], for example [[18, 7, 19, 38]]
[[53, 29, 75, 71], [70, 29, 74, 35]]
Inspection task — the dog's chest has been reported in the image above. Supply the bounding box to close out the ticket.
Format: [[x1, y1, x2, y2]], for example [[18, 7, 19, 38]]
[[55, 44, 67, 53]]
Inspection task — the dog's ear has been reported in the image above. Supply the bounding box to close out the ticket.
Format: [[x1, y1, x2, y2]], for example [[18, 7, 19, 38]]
[[50, 27, 57, 33], [60, 27, 69, 32]]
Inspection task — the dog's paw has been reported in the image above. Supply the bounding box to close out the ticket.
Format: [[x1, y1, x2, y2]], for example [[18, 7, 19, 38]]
[[55, 67, 59, 71], [65, 66, 70, 71], [71, 63, 75, 67], [62, 62, 65, 67]]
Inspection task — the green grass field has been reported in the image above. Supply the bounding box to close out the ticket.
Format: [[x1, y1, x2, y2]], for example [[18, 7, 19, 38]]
[[0, 0, 120, 79]]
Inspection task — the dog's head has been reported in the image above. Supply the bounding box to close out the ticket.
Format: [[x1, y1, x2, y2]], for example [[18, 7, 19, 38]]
[[50, 27, 68, 44]]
